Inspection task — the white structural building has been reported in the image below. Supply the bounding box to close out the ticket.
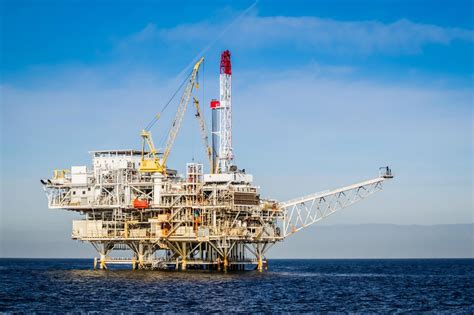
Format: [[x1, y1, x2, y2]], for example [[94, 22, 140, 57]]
[[41, 50, 394, 271]]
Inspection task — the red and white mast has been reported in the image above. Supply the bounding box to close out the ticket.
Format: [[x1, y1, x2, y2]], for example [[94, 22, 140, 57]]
[[211, 50, 233, 173]]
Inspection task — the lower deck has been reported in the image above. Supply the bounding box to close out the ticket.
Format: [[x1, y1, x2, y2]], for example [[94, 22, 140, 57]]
[[93, 256, 268, 271]]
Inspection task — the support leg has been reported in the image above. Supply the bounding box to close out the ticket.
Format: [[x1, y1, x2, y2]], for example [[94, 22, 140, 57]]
[[223, 256, 228, 272], [100, 253, 107, 270], [181, 242, 187, 271], [91, 242, 113, 271], [257, 256, 263, 272], [138, 243, 145, 269]]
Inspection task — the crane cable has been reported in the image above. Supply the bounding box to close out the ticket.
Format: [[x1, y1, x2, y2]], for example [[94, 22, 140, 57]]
[[157, 66, 197, 149], [144, 0, 257, 131], [155, 58, 206, 151], [142, 0, 257, 151], [174, 0, 257, 80], [144, 69, 193, 132]]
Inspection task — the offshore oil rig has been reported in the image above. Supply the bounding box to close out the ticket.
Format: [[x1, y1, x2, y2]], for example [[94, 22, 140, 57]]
[[41, 51, 393, 271]]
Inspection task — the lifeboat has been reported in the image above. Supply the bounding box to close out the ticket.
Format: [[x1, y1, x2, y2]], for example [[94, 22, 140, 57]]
[[133, 198, 149, 209]]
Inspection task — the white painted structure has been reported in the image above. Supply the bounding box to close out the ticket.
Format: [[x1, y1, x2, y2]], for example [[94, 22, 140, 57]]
[[40, 51, 394, 271]]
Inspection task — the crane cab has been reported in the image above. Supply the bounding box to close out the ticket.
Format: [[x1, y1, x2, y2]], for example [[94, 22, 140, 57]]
[[379, 166, 394, 178]]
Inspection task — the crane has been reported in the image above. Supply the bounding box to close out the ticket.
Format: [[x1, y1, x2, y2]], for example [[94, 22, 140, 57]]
[[139, 57, 204, 174], [193, 97, 214, 174]]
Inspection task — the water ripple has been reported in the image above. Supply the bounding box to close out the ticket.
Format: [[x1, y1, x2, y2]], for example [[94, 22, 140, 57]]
[[0, 258, 472, 313]]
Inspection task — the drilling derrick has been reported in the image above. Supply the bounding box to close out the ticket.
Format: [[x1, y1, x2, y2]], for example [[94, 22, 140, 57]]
[[217, 50, 233, 173], [41, 51, 394, 272]]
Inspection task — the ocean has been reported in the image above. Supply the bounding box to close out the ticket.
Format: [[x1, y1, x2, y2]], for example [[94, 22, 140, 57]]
[[0, 258, 472, 313]]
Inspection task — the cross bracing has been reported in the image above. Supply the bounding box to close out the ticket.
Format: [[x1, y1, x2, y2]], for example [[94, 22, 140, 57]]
[[41, 151, 393, 271]]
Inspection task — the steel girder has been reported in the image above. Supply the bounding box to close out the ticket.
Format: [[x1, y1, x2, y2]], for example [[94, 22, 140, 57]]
[[280, 177, 388, 237]]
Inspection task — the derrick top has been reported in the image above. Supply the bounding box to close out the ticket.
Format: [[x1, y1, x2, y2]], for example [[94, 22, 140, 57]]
[[220, 50, 232, 75]]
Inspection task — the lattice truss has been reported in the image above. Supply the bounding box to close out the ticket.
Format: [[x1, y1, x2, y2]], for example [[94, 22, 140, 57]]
[[280, 178, 386, 237]]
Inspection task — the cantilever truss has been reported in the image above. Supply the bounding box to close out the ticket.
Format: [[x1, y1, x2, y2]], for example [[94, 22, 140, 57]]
[[280, 177, 386, 237]]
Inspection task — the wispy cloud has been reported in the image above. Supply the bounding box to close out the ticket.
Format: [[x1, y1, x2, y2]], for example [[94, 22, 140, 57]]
[[125, 15, 473, 55]]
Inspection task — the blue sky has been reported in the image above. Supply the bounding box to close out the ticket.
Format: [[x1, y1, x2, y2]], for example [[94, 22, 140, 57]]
[[2, 0, 473, 82], [0, 0, 472, 257]]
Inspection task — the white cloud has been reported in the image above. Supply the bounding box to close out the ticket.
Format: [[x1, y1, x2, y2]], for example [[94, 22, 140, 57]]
[[126, 15, 473, 55]]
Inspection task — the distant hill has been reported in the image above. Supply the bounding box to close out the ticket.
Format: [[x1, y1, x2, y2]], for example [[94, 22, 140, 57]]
[[270, 224, 474, 259]]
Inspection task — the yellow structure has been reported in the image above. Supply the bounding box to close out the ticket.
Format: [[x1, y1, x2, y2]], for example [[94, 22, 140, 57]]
[[139, 58, 204, 174]]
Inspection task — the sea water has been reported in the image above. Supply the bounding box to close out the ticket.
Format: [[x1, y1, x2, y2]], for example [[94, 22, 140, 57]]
[[0, 258, 472, 313]]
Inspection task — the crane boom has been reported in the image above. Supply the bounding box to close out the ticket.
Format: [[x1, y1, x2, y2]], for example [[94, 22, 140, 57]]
[[140, 57, 204, 174], [280, 167, 394, 237], [193, 97, 214, 174], [162, 57, 204, 166]]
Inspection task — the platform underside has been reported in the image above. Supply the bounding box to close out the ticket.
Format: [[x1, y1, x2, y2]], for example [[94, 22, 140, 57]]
[[85, 238, 276, 271]]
